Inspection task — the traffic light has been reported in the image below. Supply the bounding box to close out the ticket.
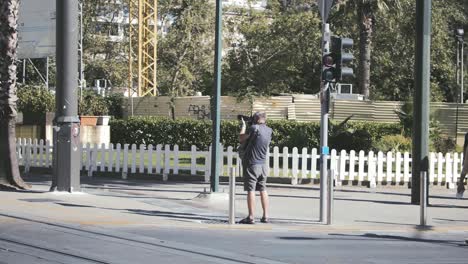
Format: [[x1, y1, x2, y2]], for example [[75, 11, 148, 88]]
[[322, 52, 335, 82], [331, 36, 354, 81]]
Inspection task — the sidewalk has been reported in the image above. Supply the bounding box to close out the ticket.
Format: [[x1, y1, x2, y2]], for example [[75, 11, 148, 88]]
[[1, 174, 468, 233]]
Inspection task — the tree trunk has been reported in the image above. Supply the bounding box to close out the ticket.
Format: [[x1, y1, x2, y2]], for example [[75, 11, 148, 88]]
[[0, 0, 30, 190], [358, 3, 373, 99]]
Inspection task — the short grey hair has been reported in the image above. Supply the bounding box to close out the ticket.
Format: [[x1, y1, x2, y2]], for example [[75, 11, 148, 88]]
[[253, 112, 266, 124]]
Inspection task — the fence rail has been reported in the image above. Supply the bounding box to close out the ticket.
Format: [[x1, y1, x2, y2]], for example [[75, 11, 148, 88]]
[[16, 138, 464, 188]]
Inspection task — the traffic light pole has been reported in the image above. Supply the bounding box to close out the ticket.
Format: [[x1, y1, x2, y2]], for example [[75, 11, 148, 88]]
[[319, 23, 331, 224]]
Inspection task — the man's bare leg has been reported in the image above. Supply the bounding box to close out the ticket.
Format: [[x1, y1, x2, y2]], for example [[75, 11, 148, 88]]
[[247, 191, 255, 219], [260, 190, 269, 219]]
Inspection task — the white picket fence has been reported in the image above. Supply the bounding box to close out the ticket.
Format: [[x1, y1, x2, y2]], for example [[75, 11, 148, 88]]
[[16, 138, 465, 188]]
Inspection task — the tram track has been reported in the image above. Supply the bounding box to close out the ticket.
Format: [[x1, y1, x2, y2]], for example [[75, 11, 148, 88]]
[[0, 212, 286, 264]]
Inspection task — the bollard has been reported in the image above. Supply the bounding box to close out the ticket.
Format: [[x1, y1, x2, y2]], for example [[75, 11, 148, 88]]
[[420, 171, 428, 226], [229, 167, 236, 225], [327, 170, 334, 225]]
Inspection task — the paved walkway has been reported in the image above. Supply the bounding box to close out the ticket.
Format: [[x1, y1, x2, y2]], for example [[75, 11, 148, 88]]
[[1, 174, 467, 233]]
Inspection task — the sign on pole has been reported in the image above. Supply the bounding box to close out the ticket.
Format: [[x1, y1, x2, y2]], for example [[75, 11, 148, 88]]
[[318, 0, 334, 22]]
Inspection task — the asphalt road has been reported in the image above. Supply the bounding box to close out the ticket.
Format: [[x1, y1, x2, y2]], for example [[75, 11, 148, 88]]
[[1, 214, 467, 264]]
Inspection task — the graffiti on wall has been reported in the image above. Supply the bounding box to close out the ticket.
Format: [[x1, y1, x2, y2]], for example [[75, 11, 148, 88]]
[[188, 104, 211, 120]]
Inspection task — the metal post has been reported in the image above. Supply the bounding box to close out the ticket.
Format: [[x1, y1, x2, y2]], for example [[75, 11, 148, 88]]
[[457, 42, 460, 86], [319, 23, 331, 223], [327, 170, 334, 225], [46, 57, 49, 90], [229, 167, 236, 225], [420, 171, 428, 226], [210, 0, 222, 193], [53, 0, 81, 192], [411, 0, 432, 204], [78, 1, 84, 97], [462, 40, 464, 104], [22, 59, 26, 84]]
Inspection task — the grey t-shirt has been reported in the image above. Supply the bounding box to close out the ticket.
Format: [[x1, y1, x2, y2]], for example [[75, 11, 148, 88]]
[[245, 124, 272, 165]]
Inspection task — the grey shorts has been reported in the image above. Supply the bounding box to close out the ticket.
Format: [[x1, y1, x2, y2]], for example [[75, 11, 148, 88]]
[[243, 164, 268, 192]]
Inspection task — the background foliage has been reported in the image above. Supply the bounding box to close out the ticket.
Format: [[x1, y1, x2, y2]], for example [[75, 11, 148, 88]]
[[110, 117, 401, 151]]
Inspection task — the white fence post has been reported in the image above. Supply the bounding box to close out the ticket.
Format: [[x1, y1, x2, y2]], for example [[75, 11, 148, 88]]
[[116, 143, 121, 173], [291, 147, 298, 185], [445, 153, 453, 189], [108, 143, 114, 172], [99, 143, 106, 172], [403, 152, 410, 183], [173, 145, 179, 175], [155, 144, 162, 174], [358, 150, 365, 182], [395, 152, 402, 184], [273, 146, 280, 177], [311, 148, 318, 179], [386, 151, 394, 183], [429, 152, 436, 184], [301, 148, 308, 180], [139, 144, 146, 174], [282, 147, 289, 178], [148, 144, 154, 174], [437, 152, 444, 184], [377, 151, 384, 184], [191, 145, 197, 175], [368, 151, 376, 188], [131, 144, 137, 174], [339, 150, 347, 184], [164, 144, 171, 180], [330, 149, 339, 186], [122, 144, 129, 179], [349, 150, 356, 182], [452, 152, 460, 188]]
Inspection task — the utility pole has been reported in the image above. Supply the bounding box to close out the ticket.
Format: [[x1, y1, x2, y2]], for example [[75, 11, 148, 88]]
[[411, 0, 432, 204], [210, 0, 222, 193], [52, 0, 81, 192]]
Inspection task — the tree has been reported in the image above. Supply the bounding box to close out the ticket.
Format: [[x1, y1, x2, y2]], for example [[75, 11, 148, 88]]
[[337, 0, 401, 99], [0, 0, 30, 190], [157, 0, 216, 97], [222, 4, 323, 97], [82, 0, 128, 88]]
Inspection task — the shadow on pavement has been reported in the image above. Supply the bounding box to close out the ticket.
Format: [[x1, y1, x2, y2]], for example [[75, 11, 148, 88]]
[[327, 233, 465, 247]]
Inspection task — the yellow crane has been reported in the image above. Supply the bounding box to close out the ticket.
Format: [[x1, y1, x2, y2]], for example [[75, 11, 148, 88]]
[[128, 0, 158, 97]]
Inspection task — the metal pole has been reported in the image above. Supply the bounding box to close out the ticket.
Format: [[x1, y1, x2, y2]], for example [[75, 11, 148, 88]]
[[79, 1, 84, 97], [229, 167, 236, 225], [22, 59, 26, 84], [420, 171, 428, 226], [46, 57, 49, 90], [411, 0, 432, 204], [326, 170, 334, 225], [319, 23, 331, 223], [53, 0, 81, 192], [462, 40, 464, 104], [210, 0, 222, 193], [457, 42, 460, 86]]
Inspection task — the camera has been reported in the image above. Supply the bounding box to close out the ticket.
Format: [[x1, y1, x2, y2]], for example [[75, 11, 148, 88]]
[[237, 114, 253, 126]]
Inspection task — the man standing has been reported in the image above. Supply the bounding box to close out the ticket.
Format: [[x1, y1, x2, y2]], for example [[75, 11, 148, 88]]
[[239, 112, 272, 224]]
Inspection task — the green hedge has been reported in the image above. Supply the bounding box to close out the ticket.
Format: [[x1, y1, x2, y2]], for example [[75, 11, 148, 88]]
[[110, 117, 401, 151]]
